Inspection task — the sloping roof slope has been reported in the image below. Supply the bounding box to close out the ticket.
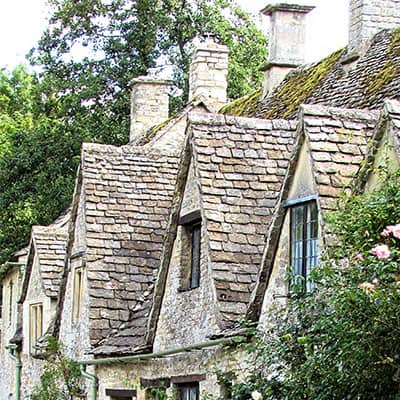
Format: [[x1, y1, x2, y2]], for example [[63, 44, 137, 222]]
[[301, 105, 378, 215], [189, 113, 297, 328], [32, 224, 68, 298], [247, 104, 379, 320], [81, 143, 179, 350], [223, 29, 400, 120]]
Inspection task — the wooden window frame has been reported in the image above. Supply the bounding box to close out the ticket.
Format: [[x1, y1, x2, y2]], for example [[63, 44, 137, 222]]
[[72, 266, 84, 322], [8, 280, 13, 326], [29, 302, 43, 354], [290, 200, 318, 291], [179, 210, 202, 291], [175, 382, 199, 400]]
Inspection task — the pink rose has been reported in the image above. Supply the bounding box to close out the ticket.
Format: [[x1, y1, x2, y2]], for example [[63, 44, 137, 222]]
[[381, 228, 391, 237], [386, 224, 400, 239], [353, 253, 364, 261], [372, 244, 391, 259], [358, 281, 375, 294]]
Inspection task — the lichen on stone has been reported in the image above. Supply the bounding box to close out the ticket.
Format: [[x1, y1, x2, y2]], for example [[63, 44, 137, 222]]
[[141, 116, 175, 145], [263, 49, 345, 119], [367, 60, 398, 95], [220, 89, 262, 117]]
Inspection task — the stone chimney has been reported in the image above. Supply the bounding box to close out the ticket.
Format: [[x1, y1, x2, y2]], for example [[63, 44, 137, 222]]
[[130, 76, 171, 142], [261, 3, 315, 97], [189, 40, 229, 111], [349, 0, 400, 56]]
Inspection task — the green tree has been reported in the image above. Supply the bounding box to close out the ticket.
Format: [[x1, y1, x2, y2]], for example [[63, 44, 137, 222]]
[[224, 172, 400, 399], [0, 66, 79, 263], [30, 0, 267, 144]]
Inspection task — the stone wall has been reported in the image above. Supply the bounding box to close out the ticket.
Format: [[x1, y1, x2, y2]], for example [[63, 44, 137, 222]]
[[349, 0, 400, 55], [59, 184, 92, 360], [21, 254, 55, 394], [94, 347, 239, 400], [366, 122, 400, 190], [0, 266, 23, 400], [154, 161, 220, 352], [260, 143, 317, 326]]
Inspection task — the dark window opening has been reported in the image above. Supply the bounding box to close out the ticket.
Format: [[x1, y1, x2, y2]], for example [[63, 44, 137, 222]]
[[177, 382, 199, 400], [179, 210, 202, 290], [190, 222, 201, 289], [8, 280, 13, 325], [290, 201, 318, 291]]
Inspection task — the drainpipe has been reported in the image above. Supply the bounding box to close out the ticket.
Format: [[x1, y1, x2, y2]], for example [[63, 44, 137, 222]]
[[7, 344, 21, 400], [80, 364, 98, 400]]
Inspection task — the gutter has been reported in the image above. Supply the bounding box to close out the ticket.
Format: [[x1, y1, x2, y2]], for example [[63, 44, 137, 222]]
[[79, 336, 245, 399], [80, 336, 244, 366], [7, 344, 22, 400]]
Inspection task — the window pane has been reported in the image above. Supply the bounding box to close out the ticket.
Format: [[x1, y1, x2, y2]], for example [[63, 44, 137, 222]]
[[190, 224, 201, 289], [290, 201, 319, 290]]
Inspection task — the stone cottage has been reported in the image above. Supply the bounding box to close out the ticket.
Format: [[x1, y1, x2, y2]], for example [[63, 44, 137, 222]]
[[2, 0, 400, 399]]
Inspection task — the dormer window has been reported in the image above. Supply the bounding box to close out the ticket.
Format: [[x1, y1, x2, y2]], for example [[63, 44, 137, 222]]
[[289, 199, 318, 291], [179, 210, 202, 290], [72, 264, 85, 322], [29, 303, 43, 353]]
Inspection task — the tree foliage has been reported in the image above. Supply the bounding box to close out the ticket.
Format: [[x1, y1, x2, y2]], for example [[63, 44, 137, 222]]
[[0, 1, 267, 264], [0, 66, 79, 263], [224, 172, 400, 399], [29, 0, 267, 144]]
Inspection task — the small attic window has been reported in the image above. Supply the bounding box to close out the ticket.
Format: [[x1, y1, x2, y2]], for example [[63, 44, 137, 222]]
[[72, 266, 84, 322], [289, 200, 318, 291], [29, 303, 43, 354], [8, 280, 13, 326], [179, 210, 202, 290]]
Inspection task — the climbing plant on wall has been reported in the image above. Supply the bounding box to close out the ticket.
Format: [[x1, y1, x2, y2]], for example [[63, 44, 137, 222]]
[[31, 337, 84, 400], [220, 171, 400, 399]]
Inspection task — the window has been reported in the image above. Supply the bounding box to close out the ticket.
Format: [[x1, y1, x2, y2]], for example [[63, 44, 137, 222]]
[[177, 383, 199, 400], [290, 201, 318, 291], [179, 210, 201, 290], [29, 303, 43, 353], [141, 377, 170, 400], [189, 222, 201, 289], [73, 266, 84, 322], [8, 280, 13, 326], [171, 374, 204, 400]]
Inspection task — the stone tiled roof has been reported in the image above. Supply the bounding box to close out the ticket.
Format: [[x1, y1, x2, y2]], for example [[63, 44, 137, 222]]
[[223, 29, 400, 120], [189, 113, 297, 328], [247, 104, 379, 320], [301, 105, 379, 216], [81, 143, 179, 351], [32, 224, 68, 298]]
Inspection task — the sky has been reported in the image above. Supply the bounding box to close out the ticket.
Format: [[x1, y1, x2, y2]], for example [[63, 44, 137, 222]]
[[0, 0, 349, 70]]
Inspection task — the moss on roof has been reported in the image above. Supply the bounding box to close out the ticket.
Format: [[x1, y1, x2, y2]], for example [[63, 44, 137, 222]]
[[220, 89, 262, 117], [262, 49, 345, 119], [367, 60, 398, 95]]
